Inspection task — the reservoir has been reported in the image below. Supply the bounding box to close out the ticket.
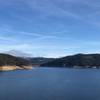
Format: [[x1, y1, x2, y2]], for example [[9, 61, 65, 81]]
[[0, 67, 100, 100]]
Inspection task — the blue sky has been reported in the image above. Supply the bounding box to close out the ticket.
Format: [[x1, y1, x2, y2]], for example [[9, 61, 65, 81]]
[[0, 0, 100, 57]]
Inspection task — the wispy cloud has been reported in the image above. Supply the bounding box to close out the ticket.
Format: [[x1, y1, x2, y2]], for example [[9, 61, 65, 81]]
[[0, 0, 97, 28], [0, 25, 70, 40], [0, 0, 100, 57]]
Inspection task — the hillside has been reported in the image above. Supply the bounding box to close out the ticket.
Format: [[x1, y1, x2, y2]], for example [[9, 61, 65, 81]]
[[41, 54, 100, 68], [28, 57, 55, 65], [1, 53, 100, 70], [0, 54, 54, 71], [0, 53, 32, 70]]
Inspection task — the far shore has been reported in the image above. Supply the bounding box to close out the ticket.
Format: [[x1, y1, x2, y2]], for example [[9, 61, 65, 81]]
[[0, 65, 33, 71]]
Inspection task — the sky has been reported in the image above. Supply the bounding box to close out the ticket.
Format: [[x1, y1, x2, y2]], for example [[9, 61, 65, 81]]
[[0, 0, 100, 57]]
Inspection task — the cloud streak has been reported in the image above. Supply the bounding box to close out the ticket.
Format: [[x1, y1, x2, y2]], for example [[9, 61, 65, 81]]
[[0, 0, 100, 57]]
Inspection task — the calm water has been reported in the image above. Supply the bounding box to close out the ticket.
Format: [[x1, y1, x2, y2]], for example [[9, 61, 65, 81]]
[[0, 67, 100, 100]]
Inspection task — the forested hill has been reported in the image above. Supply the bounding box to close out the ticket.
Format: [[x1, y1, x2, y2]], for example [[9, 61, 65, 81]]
[[29, 57, 55, 65], [0, 54, 54, 67], [0, 53, 30, 67], [1, 53, 100, 69], [41, 54, 100, 68]]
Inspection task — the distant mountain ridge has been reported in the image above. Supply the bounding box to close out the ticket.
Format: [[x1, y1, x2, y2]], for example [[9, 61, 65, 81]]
[[41, 54, 100, 68], [28, 57, 55, 65]]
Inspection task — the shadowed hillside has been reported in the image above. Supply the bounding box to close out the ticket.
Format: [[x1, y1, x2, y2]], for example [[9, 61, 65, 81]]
[[41, 54, 100, 68], [0, 54, 30, 67], [28, 57, 55, 65], [0, 54, 54, 69], [1, 53, 100, 69]]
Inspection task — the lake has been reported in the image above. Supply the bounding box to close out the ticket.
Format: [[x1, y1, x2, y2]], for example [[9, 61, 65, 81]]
[[0, 67, 100, 100]]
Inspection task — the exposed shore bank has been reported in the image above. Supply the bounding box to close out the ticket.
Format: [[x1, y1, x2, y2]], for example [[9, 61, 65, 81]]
[[0, 65, 33, 71]]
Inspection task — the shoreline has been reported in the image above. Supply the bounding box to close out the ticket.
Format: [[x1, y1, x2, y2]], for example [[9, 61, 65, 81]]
[[0, 65, 33, 71]]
